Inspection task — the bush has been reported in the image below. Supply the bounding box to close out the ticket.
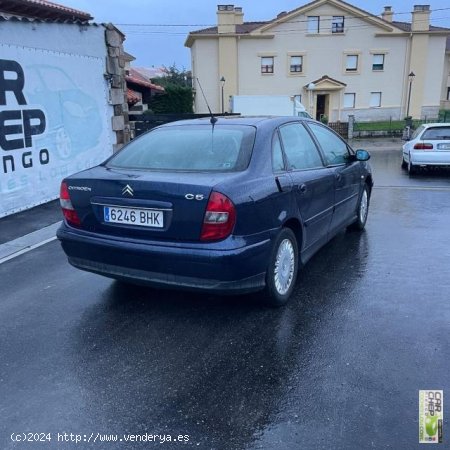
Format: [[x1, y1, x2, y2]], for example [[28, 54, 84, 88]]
[[148, 84, 193, 114]]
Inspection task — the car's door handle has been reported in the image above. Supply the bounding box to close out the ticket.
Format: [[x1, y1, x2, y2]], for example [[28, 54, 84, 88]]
[[299, 184, 307, 194]]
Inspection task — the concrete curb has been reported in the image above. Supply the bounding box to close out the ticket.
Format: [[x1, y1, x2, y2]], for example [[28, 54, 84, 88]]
[[0, 221, 61, 264]]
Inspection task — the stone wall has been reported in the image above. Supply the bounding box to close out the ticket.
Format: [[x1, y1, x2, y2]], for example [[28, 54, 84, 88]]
[[104, 24, 130, 152]]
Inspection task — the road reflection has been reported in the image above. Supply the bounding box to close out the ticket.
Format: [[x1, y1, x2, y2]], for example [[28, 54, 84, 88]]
[[370, 149, 450, 188], [71, 230, 370, 448]]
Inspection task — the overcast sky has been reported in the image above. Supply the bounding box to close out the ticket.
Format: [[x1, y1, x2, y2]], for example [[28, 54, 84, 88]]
[[64, 0, 450, 69]]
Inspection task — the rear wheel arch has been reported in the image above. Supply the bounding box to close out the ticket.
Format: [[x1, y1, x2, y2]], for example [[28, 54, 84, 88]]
[[282, 218, 303, 253]]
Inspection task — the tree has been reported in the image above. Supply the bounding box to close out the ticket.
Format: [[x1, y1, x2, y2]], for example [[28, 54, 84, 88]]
[[147, 64, 193, 114], [152, 64, 192, 89]]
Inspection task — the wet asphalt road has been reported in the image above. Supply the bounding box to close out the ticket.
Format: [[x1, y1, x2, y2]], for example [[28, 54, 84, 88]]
[[1, 148, 450, 450]]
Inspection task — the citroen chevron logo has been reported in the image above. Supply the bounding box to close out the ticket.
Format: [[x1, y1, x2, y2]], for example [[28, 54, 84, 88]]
[[122, 184, 134, 196]]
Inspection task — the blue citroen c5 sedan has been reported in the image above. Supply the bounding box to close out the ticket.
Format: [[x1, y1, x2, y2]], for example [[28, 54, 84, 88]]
[[57, 116, 373, 306]]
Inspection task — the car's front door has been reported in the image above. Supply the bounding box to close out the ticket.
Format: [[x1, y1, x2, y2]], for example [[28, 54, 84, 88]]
[[306, 122, 362, 232], [278, 122, 335, 250]]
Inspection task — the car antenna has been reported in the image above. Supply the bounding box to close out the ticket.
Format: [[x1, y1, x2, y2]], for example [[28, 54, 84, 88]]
[[196, 77, 218, 126]]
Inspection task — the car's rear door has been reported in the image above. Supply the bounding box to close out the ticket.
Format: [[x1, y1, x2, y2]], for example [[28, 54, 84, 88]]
[[278, 122, 334, 250], [306, 122, 362, 232]]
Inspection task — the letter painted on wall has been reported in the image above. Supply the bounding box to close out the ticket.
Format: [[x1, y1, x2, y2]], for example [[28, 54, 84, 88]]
[[0, 45, 114, 217]]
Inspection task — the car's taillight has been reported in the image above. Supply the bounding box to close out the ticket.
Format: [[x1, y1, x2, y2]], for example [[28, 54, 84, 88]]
[[414, 143, 433, 150], [200, 191, 236, 241], [60, 181, 81, 227]]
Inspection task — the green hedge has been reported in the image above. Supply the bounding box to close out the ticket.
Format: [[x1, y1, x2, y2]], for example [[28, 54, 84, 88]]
[[147, 85, 193, 114]]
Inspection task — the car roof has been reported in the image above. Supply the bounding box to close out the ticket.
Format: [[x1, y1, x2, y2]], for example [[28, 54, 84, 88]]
[[159, 116, 314, 128], [421, 122, 450, 129]]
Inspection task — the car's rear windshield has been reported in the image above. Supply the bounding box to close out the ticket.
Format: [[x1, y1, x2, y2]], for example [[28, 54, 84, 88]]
[[106, 124, 256, 172], [421, 127, 450, 140]]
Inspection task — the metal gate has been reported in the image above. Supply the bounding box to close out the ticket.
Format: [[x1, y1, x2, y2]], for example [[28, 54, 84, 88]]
[[328, 121, 349, 138], [131, 113, 238, 137]]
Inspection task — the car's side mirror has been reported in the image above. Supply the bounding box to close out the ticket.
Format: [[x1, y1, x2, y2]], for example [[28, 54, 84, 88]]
[[355, 149, 370, 161]]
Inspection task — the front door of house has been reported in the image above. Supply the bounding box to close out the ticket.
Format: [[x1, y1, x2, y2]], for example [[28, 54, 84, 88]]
[[316, 94, 329, 121]]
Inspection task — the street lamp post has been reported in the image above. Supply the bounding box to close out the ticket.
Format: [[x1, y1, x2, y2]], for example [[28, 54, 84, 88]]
[[307, 82, 316, 118], [220, 76, 226, 113], [406, 71, 415, 119]]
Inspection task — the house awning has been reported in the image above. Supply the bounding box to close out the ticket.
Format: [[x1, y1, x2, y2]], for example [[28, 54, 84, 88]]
[[304, 75, 347, 91]]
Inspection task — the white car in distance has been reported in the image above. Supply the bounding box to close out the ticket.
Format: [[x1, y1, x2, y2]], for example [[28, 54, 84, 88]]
[[402, 123, 450, 175]]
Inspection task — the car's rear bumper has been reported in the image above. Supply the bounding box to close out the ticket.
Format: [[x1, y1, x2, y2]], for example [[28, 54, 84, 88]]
[[67, 257, 266, 294], [57, 224, 272, 294], [408, 151, 450, 166]]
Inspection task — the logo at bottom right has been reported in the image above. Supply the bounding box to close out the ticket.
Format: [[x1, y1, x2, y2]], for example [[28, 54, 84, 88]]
[[419, 390, 443, 444]]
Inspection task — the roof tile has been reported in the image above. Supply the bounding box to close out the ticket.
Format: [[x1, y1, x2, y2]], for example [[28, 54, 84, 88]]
[[0, 0, 92, 21], [126, 68, 165, 92], [127, 88, 141, 105]]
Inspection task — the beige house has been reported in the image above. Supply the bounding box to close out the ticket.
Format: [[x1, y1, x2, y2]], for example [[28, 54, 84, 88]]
[[185, 0, 450, 121]]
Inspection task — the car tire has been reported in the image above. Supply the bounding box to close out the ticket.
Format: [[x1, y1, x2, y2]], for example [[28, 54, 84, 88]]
[[262, 228, 298, 307], [408, 158, 417, 176], [348, 185, 370, 231]]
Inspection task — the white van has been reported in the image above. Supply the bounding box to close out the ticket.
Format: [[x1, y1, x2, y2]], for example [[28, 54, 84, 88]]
[[231, 95, 312, 118]]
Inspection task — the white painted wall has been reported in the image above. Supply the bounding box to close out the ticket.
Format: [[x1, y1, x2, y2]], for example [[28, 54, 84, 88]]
[[191, 39, 219, 113], [0, 20, 115, 217], [0, 20, 107, 58], [237, 8, 409, 120], [423, 36, 447, 106]]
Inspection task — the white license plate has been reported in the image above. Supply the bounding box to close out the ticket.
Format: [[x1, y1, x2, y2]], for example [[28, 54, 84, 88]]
[[104, 206, 164, 228], [437, 143, 450, 150]]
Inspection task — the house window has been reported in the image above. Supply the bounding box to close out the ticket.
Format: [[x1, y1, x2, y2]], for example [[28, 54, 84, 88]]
[[261, 57, 274, 74], [447, 87, 450, 100], [370, 92, 382, 107], [344, 93, 356, 108], [290, 56, 303, 73], [307, 16, 320, 33], [372, 54, 385, 71], [332, 16, 344, 33], [345, 55, 358, 72]]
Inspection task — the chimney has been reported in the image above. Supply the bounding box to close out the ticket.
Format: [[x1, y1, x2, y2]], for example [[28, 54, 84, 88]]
[[412, 5, 430, 32], [234, 6, 244, 25], [217, 5, 244, 33], [381, 6, 393, 23]]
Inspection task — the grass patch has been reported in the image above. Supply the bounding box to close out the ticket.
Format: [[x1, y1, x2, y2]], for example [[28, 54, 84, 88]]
[[354, 120, 404, 132], [354, 118, 441, 132]]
